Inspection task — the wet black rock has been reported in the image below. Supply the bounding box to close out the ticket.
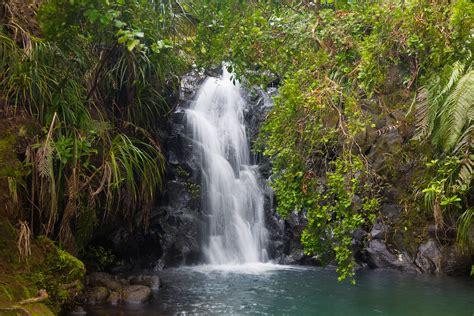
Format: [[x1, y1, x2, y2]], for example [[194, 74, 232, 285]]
[[369, 219, 388, 240], [366, 239, 419, 273], [414, 239, 440, 274], [439, 245, 472, 276]]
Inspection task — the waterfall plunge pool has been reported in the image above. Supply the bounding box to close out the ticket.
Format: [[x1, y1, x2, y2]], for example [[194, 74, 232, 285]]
[[86, 264, 474, 315]]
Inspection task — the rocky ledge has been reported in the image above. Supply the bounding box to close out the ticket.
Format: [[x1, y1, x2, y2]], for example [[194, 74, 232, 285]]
[[82, 272, 161, 306]]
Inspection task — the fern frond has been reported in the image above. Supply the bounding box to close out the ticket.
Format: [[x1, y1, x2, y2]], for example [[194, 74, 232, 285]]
[[457, 207, 474, 251], [438, 70, 474, 153]]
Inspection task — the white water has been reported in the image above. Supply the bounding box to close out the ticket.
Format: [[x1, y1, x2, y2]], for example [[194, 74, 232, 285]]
[[186, 69, 268, 265]]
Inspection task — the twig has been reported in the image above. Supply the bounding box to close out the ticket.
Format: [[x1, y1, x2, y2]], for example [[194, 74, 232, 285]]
[[18, 289, 48, 305]]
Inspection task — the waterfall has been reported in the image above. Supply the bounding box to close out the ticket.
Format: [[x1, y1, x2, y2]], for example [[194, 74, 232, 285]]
[[186, 69, 269, 264]]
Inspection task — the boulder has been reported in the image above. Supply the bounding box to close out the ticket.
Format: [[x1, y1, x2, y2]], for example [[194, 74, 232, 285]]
[[106, 291, 121, 305], [414, 240, 471, 276], [369, 220, 387, 240], [86, 287, 109, 304], [414, 239, 441, 274], [69, 306, 87, 315], [440, 245, 471, 276], [87, 272, 122, 291], [366, 239, 418, 272], [129, 275, 161, 290], [287, 249, 304, 263], [87, 272, 111, 285], [118, 278, 129, 286], [122, 285, 152, 304]]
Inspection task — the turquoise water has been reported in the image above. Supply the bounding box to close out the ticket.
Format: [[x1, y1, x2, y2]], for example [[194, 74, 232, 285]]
[[87, 264, 474, 315]]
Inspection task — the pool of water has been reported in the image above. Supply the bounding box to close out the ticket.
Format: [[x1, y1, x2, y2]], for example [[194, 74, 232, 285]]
[[86, 264, 474, 315]]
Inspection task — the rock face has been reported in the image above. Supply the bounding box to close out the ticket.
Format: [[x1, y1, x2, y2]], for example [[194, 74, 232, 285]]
[[150, 70, 207, 268], [153, 72, 287, 266], [85, 69, 472, 276], [278, 211, 315, 265]]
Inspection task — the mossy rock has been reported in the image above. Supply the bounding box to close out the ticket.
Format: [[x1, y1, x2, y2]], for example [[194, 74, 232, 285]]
[[29, 236, 86, 313], [0, 220, 85, 315]]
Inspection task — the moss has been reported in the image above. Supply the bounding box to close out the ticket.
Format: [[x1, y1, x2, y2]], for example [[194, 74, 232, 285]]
[[0, 220, 85, 315], [0, 118, 85, 314], [28, 236, 85, 313], [186, 182, 200, 199], [175, 166, 190, 178], [0, 128, 27, 179]]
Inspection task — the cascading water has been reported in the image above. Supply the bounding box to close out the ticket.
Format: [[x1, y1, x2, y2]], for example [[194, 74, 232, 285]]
[[186, 69, 268, 265]]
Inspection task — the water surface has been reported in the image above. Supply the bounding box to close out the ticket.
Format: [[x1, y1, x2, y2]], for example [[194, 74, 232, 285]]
[[87, 264, 474, 315]]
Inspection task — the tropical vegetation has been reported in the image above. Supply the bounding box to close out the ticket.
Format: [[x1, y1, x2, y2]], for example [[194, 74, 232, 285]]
[[0, 0, 472, 311]]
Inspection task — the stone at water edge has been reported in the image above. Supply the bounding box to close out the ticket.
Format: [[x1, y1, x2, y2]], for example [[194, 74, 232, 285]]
[[128, 275, 161, 290], [87, 272, 122, 291], [122, 285, 152, 304], [440, 245, 472, 276], [69, 306, 87, 315], [414, 239, 441, 274], [107, 291, 121, 305], [86, 272, 111, 284], [86, 286, 109, 304], [366, 239, 419, 273]]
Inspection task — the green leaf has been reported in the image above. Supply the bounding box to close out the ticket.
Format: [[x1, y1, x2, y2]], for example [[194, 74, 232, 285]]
[[127, 39, 140, 51], [114, 20, 126, 28]]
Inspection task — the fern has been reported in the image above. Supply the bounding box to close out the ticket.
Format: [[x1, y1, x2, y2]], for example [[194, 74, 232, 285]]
[[415, 61, 473, 155], [457, 208, 474, 251], [416, 60, 473, 242], [438, 70, 474, 153]]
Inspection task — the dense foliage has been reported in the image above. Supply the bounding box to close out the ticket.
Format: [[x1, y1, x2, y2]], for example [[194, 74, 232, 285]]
[[0, 0, 193, 253], [194, 0, 473, 281], [0, 0, 472, 287]]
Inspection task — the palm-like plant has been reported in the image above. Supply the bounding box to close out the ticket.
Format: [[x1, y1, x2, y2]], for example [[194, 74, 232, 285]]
[[416, 61, 473, 156], [415, 58, 473, 247]]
